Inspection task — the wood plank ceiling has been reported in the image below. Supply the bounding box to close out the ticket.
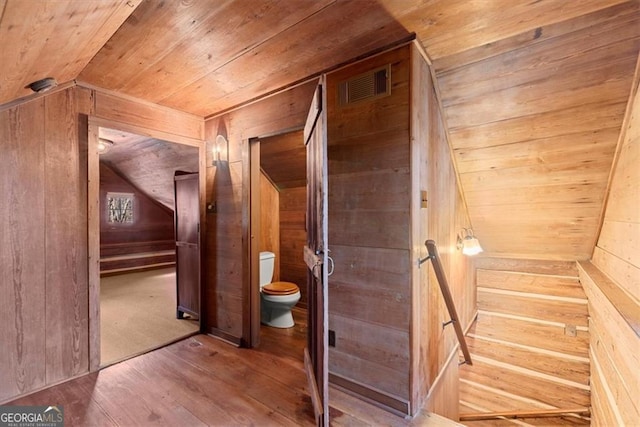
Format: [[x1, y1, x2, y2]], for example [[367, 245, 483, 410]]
[[98, 128, 199, 210], [1, 0, 638, 260]]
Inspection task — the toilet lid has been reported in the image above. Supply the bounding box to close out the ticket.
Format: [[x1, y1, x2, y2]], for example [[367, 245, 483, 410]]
[[262, 281, 299, 295]]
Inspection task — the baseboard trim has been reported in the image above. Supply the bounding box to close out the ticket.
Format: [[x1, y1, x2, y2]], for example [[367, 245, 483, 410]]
[[206, 328, 242, 347], [329, 372, 410, 416]]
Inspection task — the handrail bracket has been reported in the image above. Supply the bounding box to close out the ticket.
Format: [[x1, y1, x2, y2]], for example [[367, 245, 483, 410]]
[[442, 319, 455, 329], [417, 254, 434, 267]]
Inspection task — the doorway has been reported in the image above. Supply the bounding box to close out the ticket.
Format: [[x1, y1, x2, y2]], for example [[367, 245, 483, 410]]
[[249, 129, 308, 356], [91, 124, 201, 367], [246, 82, 329, 424]]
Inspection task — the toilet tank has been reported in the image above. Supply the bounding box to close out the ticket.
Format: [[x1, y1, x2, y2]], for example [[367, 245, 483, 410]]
[[259, 251, 275, 287]]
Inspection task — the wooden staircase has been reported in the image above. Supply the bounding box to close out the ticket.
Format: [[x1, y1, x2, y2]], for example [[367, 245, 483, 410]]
[[458, 261, 591, 426]]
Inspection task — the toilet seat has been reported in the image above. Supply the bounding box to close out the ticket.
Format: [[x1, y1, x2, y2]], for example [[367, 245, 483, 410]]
[[262, 281, 299, 296]]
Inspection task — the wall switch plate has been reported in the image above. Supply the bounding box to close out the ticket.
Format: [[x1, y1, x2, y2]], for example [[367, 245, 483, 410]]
[[564, 324, 577, 337]]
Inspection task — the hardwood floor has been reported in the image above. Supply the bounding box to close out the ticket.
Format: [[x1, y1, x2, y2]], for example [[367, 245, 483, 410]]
[[8, 307, 459, 426]]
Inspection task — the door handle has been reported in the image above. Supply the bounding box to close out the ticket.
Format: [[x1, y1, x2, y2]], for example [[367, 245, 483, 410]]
[[327, 249, 334, 277]]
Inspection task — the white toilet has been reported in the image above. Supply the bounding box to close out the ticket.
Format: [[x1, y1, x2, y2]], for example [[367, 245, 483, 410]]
[[259, 251, 301, 328]]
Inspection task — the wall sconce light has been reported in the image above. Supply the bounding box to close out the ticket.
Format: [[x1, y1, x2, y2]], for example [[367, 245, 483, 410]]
[[97, 138, 114, 154], [457, 228, 483, 256], [213, 135, 229, 165]]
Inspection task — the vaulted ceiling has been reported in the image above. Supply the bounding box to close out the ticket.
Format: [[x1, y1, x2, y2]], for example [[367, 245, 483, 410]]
[[0, 0, 638, 260], [99, 127, 199, 210]]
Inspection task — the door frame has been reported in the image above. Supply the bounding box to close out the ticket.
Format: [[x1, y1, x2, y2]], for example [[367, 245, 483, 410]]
[[87, 117, 206, 371], [245, 126, 305, 348]]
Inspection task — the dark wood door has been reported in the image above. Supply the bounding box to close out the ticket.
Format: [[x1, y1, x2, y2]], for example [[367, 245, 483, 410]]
[[303, 81, 329, 427], [174, 171, 200, 319]]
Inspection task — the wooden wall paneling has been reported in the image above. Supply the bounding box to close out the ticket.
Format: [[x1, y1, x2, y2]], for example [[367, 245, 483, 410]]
[[204, 157, 244, 339], [590, 324, 639, 425], [279, 187, 307, 308], [408, 43, 475, 419], [589, 353, 621, 426], [425, 350, 460, 421], [211, 80, 317, 145], [410, 42, 432, 413], [93, 90, 203, 140], [326, 45, 415, 407], [87, 118, 101, 371], [0, 99, 47, 402], [578, 262, 640, 397], [203, 81, 315, 343], [593, 62, 640, 301], [259, 171, 280, 281], [585, 58, 640, 423], [44, 88, 90, 384], [592, 247, 640, 302]]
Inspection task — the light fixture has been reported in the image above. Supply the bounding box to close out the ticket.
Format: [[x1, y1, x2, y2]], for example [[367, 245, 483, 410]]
[[457, 228, 483, 256], [97, 138, 114, 154], [213, 134, 229, 165], [27, 77, 58, 93]]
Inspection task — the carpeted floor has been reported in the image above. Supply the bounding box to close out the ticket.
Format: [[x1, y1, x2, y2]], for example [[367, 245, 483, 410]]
[[100, 267, 199, 366]]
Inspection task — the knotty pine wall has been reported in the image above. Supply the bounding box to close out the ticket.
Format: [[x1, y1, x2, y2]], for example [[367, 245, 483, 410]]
[[410, 43, 476, 419], [461, 259, 590, 419], [579, 64, 639, 425], [204, 81, 317, 341], [0, 85, 204, 403]]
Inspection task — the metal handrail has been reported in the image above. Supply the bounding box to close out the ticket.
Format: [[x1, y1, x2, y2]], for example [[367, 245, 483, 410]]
[[419, 239, 472, 365]]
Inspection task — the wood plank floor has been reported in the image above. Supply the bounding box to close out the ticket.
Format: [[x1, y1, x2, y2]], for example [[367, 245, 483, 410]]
[[9, 307, 460, 426]]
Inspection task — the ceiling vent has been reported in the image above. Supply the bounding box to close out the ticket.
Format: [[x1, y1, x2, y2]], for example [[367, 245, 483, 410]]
[[338, 65, 390, 106]]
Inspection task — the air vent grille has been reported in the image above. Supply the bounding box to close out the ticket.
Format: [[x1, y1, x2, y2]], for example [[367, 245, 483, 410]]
[[338, 65, 390, 106]]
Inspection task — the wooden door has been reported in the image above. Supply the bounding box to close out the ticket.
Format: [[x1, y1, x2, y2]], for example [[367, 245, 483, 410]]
[[303, 81, 329, 426], [174, 171, 200, 319]]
